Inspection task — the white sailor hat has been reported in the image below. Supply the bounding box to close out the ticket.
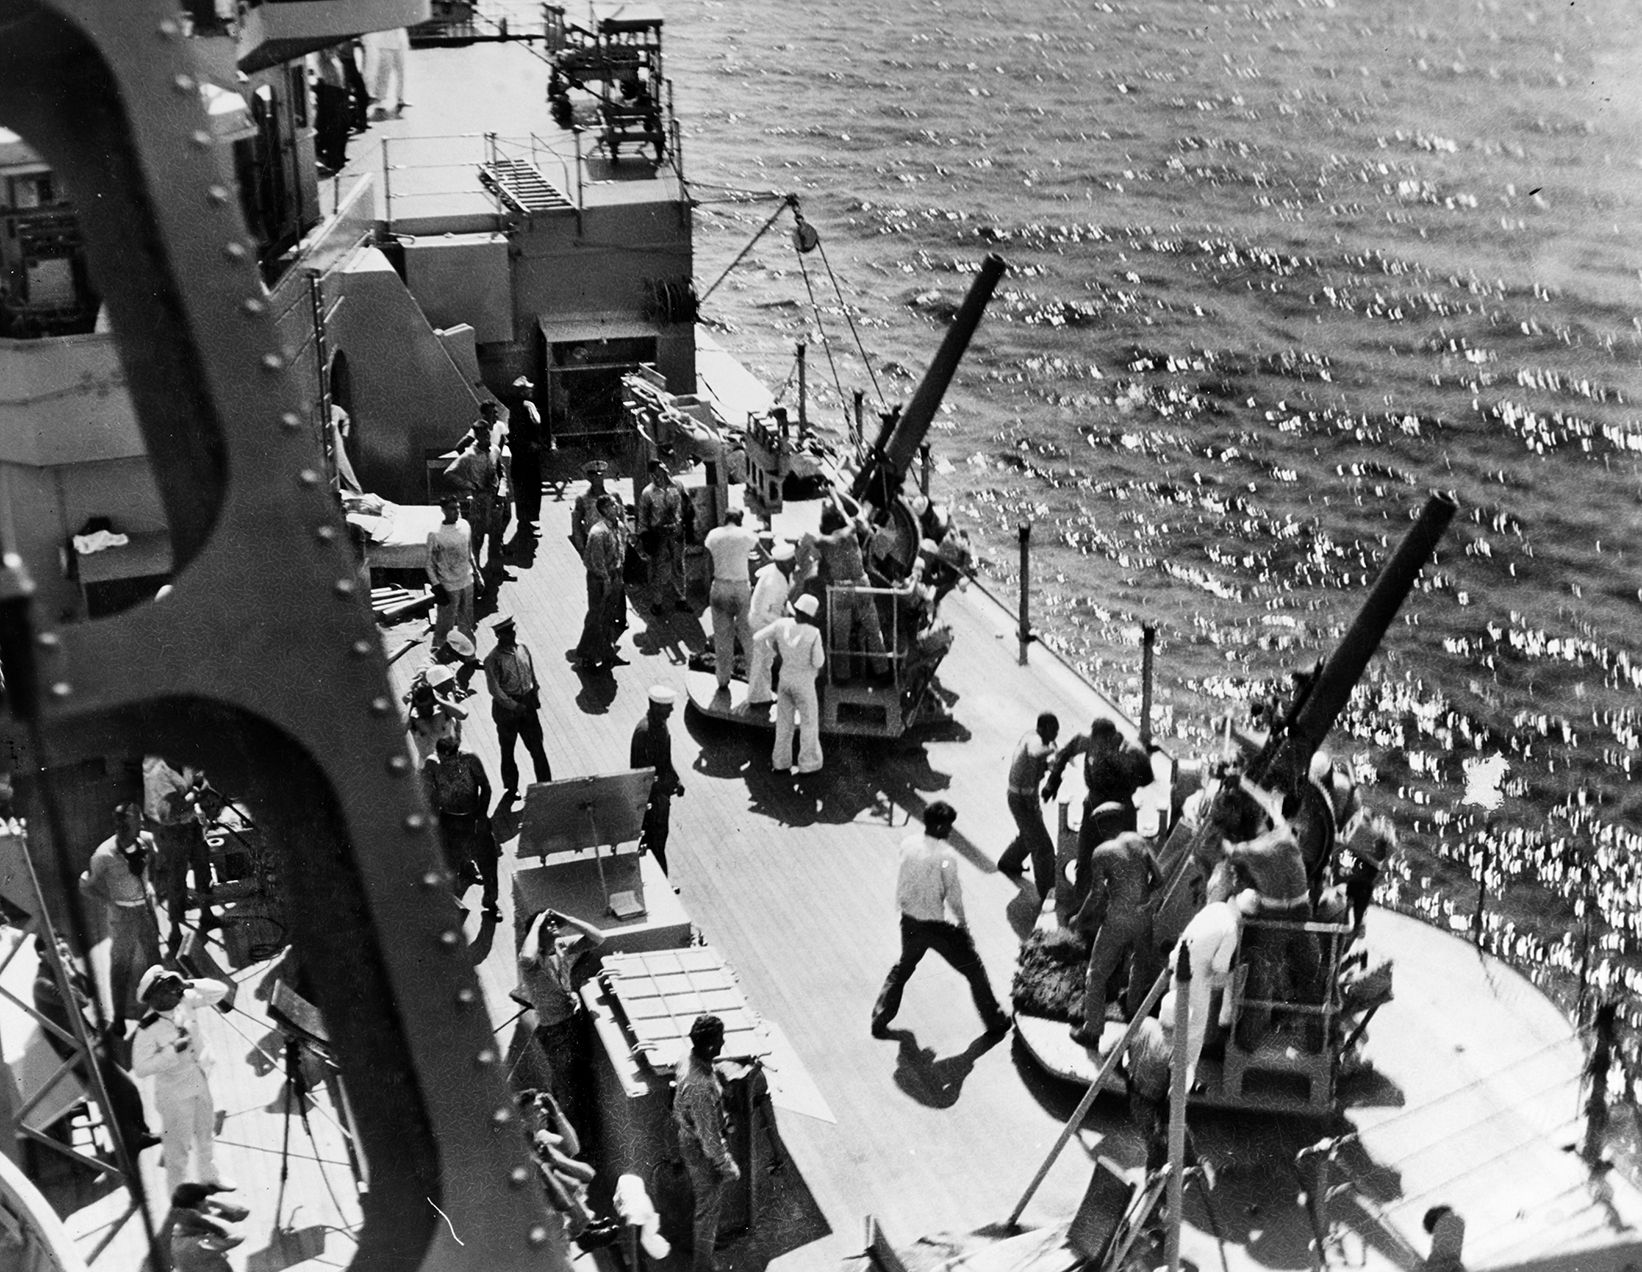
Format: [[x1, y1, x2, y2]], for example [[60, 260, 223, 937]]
[[424, 664, 456, 688], [648, 685, 677, 706], [443, 630, 476, 658], [769, 541, 796, 563], [137, 965, 184, 1002], [793, 594, 820, 618]]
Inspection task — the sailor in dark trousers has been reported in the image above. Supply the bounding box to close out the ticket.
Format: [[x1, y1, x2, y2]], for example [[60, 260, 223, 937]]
[[630, 686, 684, 874], [1044, 716, 1154, 914], [871, 801, 1010, 1038], [422, 732, 500, 920], [483, 615, 553, 800], [996, 711, 1060, 898]]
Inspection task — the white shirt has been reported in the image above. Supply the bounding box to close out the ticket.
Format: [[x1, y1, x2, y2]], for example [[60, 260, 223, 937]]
[[895, 833, 963, 925], [704, 523, 758, 584], [749, 563, 794, 628], [131, 980, 230, 1090], [755, 616, 824, 680]]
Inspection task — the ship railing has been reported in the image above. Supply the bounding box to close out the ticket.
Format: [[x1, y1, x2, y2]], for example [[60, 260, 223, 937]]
[[821, 582, 911, 689], [358, 132, 582, 236], [1224, 916, 1356, 1035]]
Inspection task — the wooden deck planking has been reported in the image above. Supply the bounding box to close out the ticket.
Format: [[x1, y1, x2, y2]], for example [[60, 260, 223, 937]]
[[55, 481, 1642, 1272], [377, 487, 1134, 1268]]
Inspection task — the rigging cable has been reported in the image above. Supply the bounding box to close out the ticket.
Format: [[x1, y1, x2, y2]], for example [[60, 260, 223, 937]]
[[813, 233, 886, 411], [792, 244, 852, 434], [697, 194, 799, 306]]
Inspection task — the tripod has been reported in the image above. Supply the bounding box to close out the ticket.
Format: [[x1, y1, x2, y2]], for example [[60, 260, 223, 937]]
[[273, 1035, 324, 1227]]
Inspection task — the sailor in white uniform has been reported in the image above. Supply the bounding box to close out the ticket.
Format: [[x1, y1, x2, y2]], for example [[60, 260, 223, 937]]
[[130, 965, 234, 1196], [745, 541, 798, 707], [755, 592, 826, 773]]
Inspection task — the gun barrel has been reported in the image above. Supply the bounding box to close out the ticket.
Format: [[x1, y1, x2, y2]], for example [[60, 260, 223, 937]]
[[852, 253, 1007, 500], [1286, 490, 1457, 761]]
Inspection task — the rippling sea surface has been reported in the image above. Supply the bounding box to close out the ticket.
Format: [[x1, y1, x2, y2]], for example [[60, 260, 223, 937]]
[[658, 0, 1642, 1030]]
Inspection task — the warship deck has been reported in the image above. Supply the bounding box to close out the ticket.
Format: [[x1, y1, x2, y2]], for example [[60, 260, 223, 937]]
[[44, 482, 1642, 1272], [34, 31, 1642, 1272]]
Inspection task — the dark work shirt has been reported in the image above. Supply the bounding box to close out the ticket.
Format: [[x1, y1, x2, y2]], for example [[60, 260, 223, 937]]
[[1050, 731, 1152, 807], [630, 713, 677, 793]]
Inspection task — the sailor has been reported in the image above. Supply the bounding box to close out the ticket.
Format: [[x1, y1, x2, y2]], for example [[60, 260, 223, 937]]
[[517, 908, 607, 1112], [143, 754, 216, 956], [422, 731, 499, 920], [637, 459, 688, 613], [1220, 805, 1322, 1052], [162, 1183, 250, 1272], [1068, 831, 1163, 1051], [630, 687, 685, 874], [404, 663, 466, 765], [483, 615, 554, 800], [434, 627, 483, 696], [745, 541, 798, 708], [571, 460, 610, 559], [507, 377, 543, 545], [672, 1014, 741, 1272], [1123, 1011, 1175, 1174], [1043, 716, 1155, 913], [703, 508, 759, 693], [1343, 814, 1397, 931], [426, 495, 476, 645], [813, 501, 889, 683], [444, 406, 508, 581], [1168, 894, 1254, 1089], [871, 801, 1010, 1038], [575, 492, 626, 672], [996, 712, 1060, 899], [77, 802, 163, 1035], [130, 965, 235, 1196], [756, 593, 826, 775]]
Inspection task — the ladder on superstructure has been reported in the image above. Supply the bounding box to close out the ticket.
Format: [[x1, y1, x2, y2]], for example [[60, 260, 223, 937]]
[[0, 824, 136, 1184]]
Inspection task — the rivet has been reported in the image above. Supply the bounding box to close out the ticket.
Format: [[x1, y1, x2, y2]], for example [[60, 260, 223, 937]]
[[262, 352, 284, 372], [299, 469, 321, 487], [241, 297, 265, 316], [510, 1166, 530, 1188], [280, 411, 302, 431], [334, 579, 356, 597], [476, 1048, 497, 1066], [315, 525, 337, 543], [388, 755, 410, 775], [50, 682, 71, 699], [207, 185, 230, 205], [223, 242, 247, 261], [173, 73, 196, 94], [492, 1107, 513, 1125], [350, 639, 372, 657], [439, 929, 461, 948], [370, 696, 392, 715], [158, 18, 181, 37], [528, 1225, 550, 1248], [191, 130, 212, 149], [419, 870, 442, 889], [457, 986, 477, 1006], [36, 632, 59, 649], [405, 813, 427, 831]]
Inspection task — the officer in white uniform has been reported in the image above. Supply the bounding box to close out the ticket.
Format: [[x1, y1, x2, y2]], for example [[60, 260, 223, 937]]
[[130, 965, 234, 1195], [755, 592, 826, 773]]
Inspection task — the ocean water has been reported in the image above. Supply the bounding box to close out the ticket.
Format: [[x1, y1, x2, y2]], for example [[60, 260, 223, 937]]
[[660, 0, 1642, 1028]]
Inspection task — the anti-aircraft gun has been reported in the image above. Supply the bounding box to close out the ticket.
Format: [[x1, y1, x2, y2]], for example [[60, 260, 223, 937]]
[[686, 253, 1007, 737], [1140, 491, 1454, 1112], [1155, 490, 1456, 946]]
